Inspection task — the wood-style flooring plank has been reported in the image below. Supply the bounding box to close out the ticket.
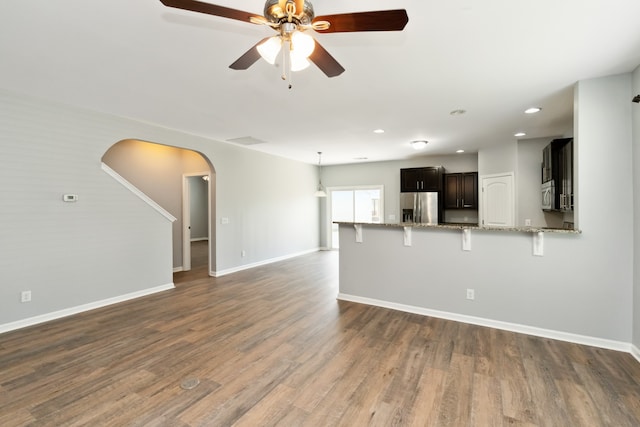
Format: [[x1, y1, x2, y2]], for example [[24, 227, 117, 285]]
[[0, 249, 638, 426]]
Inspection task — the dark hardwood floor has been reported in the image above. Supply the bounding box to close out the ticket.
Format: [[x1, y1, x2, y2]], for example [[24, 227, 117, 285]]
[[1, 248, 639, 426]]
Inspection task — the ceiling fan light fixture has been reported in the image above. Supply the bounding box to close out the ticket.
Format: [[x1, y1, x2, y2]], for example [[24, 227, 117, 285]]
[[291, 31, 315, 58], [257, 36, 283, 64], [159, 1, 408, 79], [290, 51, 311, 71]]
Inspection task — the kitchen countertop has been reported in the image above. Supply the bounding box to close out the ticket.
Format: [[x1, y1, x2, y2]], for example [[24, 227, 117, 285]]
[[335, 222, 582, 234]]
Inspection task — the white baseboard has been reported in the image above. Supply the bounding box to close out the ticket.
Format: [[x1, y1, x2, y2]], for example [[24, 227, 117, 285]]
[[632, 344, 640, 363], [211, 248, 320, 277], [337, 293, 633, 354], [173, 266, 184, 273], [190, 237, 208, 242], [0, 283, 175, 335]]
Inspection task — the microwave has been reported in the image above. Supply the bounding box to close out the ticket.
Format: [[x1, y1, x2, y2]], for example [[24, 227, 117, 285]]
[[541, 180, 555, 210]]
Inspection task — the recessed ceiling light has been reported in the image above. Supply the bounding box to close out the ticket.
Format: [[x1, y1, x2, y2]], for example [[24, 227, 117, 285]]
[[450, 109, 466, 116], [373, 129, 385, 134], [456, 149, 465, 153], [411, 140, 428, 150], [514, 132, 526, 137], [524, 107, 541, 114]]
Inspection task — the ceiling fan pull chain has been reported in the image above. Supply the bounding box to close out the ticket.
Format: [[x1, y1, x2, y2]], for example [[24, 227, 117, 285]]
[[288, 62, 294, 89], [287, 43, 294, 89], [281, 44, 288, 81]]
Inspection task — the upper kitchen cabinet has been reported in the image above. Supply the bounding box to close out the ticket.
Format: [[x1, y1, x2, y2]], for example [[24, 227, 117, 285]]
[[542, 137, 573, 211], [444, 172, 478, 209], [400, 167, 443, 192]]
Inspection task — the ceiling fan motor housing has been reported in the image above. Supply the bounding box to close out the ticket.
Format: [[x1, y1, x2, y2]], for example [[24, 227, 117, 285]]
[[264, 0, 314, 25]]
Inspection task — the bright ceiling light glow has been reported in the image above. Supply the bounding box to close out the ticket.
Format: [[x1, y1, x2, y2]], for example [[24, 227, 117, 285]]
[[411, 140, 428, 150], [514, 132, 526, 137], [257, 36, 282, 64], [524, 107, 541, 114], [373, 129, 385, 134], [290, 51, 310, 71], [291, 31, 315, 58], [456, 149, 465, 153]]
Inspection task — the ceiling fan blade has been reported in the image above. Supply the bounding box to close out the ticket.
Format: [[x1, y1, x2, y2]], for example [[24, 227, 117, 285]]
[[313, 10, 409, 33], [308, 41, 345, 78], [159, 0, 261, 24], [229, 38, 270, 70]]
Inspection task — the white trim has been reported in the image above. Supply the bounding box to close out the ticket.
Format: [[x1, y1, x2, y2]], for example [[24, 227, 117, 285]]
[[101, 163, 177, 222], [190, 237, 209, 242], [0, 283, 175, 335], [632, 344, 640, 363], [182, 171, 211, 273], [211, 248, 319, 277], [337, 293, 633, 354], [173, 266, 184, 273], [182, 173, 191, 271]]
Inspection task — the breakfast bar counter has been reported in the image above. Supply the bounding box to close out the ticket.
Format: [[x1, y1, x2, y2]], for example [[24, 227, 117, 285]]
[[334, 221, 581, 234], [332, 221, 613, 350]]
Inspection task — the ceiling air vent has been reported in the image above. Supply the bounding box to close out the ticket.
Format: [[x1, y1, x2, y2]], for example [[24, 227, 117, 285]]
[[226, 136, 268, 146]]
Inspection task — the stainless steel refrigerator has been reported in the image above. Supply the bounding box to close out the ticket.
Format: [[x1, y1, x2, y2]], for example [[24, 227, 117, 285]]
[[400, 192, 439, 224]]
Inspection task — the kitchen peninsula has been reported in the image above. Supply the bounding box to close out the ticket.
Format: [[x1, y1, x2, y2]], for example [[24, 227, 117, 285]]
[[336, 221, 581, 234], [334, 220, 598, 351]]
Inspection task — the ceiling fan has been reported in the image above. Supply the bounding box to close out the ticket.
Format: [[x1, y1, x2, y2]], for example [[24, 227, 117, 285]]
[[159, 0, 409, 78]]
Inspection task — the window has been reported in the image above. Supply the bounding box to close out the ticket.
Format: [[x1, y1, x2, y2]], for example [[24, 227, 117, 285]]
[[328, 186, 383, 249]]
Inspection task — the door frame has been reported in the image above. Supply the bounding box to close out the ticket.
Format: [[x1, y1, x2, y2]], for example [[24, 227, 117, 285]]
[[326, 185, 385, 249], [182, 172, 211, 271]]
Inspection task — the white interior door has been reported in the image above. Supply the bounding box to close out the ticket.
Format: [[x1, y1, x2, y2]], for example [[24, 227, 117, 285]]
[[480, 172, 514, 227]]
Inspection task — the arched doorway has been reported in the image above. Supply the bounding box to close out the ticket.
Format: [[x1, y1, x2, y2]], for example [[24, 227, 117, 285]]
[[102, 139, 216, 276]]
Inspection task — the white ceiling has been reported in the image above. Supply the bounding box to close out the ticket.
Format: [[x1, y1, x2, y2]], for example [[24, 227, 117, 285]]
[[2, 0, 640, 165]]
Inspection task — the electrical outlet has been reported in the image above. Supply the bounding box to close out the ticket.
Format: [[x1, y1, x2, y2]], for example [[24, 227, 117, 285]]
[[21, 290, 32, 303], [241, 250, 246, 257], [525, 218, 532, 226], [466, 289, 475, 300]]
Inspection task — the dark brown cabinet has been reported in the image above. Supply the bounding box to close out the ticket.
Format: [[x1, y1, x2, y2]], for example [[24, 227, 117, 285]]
[[400, 167, 443, 192], [444, 172, 478, 209]]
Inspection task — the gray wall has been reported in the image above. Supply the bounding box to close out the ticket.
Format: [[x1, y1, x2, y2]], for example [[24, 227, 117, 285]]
[[478, 141, 517, 176], [102, 139, 210, 268], [338, 73, 635, 345], [0, 89, 320, 328], [633, 64, 640, 352]]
